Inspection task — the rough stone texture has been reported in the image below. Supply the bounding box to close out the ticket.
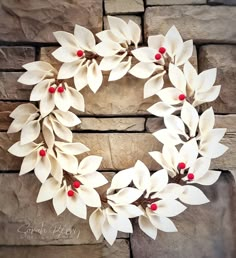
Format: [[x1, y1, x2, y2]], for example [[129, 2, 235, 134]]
[[131, 172, 236, 258], [105, 0, 144, 14], [208, 0, 236, 5], [0, 173, 102, 245], [0, 47, 35, 70], [0, 239, 130, 258], [144, 6, 236, 43], [40, 47, 60, 70], [78, 117, 145, 132], [147, 0, 206, 5], [146, 115, 236, 133], [199, 45, 236, 114], [0, 0, 103, 42], [0, 132, 234, 171]]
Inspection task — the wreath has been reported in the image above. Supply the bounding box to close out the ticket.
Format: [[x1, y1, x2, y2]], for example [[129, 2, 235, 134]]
[[7, 16, 228, 245]]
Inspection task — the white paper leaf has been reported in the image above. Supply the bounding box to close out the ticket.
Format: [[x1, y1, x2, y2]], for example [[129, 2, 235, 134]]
[[42, 117, 55, 149], [194, 170, 221, 186], [53, 184, 67, 215], [148, 35, 166, 50], [10, 103, 38, 119], [56, 148, 78, 173], [144, 73, 165, 98], [197, 68, 217, 92], [50, 118, 72, 143], [67, 191, 87, 219], [108, 57, 131, 81], [18, 70, 48, 85], [175, 40, 193, 66], [183, 61, 197, 96], [179, 185, 209, 205], [128, 20, 141, 47], [34, 155, 51, 183], [107, 213, 133, 233], [54, 88, 71, 112], [199, 107, 215, 136], [155, 200, 186, 217], [39, 93, 55, 118], [147, 102, 177, 117], [148, 213, 178, 232], [8, 141, 40, 157], [77, 172, 108, 188], [89, 208, 105, 240], [99, 53, 126, 71], [129, 62, 156, 79], [74, 24, 96, 51], [199, 142, 228, 159], [94, 41, 122, 57], [179, 138, 199, 168], [107, 16, 129, 41], [195, 85, 221, 104], [138, 215, 157, 239], [19, 150, 39, 175], [164, 115, 187, 138], [77, 155, 102, 175], [87, 60, 103, 93], [58, 60, 82, 80], [78, 185, 101, 207], [68, 87, 85, 112], [133, 160, 150, 191], [165, 25, 183, 56], [131, 47, 156, 63], [154, 183, 184, 200], [102, 217, 117, 245], [20, 120, 40, 145], [148, 169, 168, 194], [153, 129, 183, 146], [157, 87, 183, 105], [96, 30, 120, 43], [169, 63, 186, 93], [52, 46, 78, 63], [53, 31, 79, 48], [30, 79, 51, 101], [74, 63, 88, 91], [109, 168, 134, 191], [112, 204, 143, 218], [53, 110, 81, 127]]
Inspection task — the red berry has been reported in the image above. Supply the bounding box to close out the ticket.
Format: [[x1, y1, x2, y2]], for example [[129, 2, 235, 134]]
[[155, 53, 161, 61], [187, 173, 194, 180], [150, 203, 158, 211], [39, 149, 46, 157], [77, 50, 84, 57], [178, 94, 186, 101], [73, 181, 81, 188], [178, 162, 186, 170], [57, 86, 64, 93], [159, 47, 166, 54], [67, 190, 74, 197], [48, 87, 56, 94]]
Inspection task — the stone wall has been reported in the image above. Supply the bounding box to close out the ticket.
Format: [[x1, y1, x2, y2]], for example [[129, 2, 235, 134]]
[[0, 0, 236, 257]]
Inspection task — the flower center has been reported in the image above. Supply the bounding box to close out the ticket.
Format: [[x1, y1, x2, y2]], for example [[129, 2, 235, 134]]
[[178, 162, 186, 170], [155, 53, 161, 61], [178, 94, 186, 101], [48, 86, 56, 94], [159, 47, 166, 54], [39, 149, 46, 157], [57, 86, 64, 93], [67, 190, 74, 197], [150, 203, 158, 211], [77, 50, 84, 57], [187, 173, 194, 180], [73, 181, 81, 188]]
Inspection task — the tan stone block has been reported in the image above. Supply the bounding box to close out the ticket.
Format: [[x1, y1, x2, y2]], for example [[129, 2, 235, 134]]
[[144, 6, 236, 43], [105, 0, 144, 14], [147, 0, 206, 5], [0, 0, 103, 42], [199, 45, 236, 113]]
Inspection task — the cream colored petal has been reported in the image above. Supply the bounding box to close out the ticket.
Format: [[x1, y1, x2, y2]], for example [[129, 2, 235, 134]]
[[50, 118, 73, 143], [109, 168, 134, 191], [23, 61, 56, 73], [52, 46, 79, 63], [175, 40, 193, 66], [183, 61, 197, 96], [101, 217, 118, 245], [96, 30, 120, 43], [67, 190, 87, 219], [10, 103, 38, 119], [53, 110, 81, 127], [54, 87, 71, 112], [87, 60, 103, 93], [73, 62, 88, 91], [199, 107, 215, 136], [74, 25, 96, 51], [77, 155, 102, 175], [179, 185, 209, 205], [18, 70, 48, 85], [55, 148, 78, 173], [133, 160, 150, 191], [108, 57, 132, 81], [147, 102, 177, 117], [55, 141, 89, 156], [165, 25, 183, 56], [153, 129, 183, 146], [20, 120, 40, 145], [94, 41, 122, 57], [128, 20, 141, 48], [8, 141, 40, 157], [89, 208, 105, 240], [148, 35, 166, 50], [39, 93, 55, 118], [129, 62, 156, 79], [53, 31, 79, 48], [68, 86, 85, 112], [99, 53, 126, 71], [169, 63, 186, 93], [131, 47, 156, 63], [53, 184, 67, 215], [157, 87, 183, 105], [30, 79, 52, 101], [19, 150, 40, 175], [144, 72, 165, 98], [34, 155, 51, 183], [57, 59, 82, 80], [78, 185, 101, 207], [42, 117, 55, 149]]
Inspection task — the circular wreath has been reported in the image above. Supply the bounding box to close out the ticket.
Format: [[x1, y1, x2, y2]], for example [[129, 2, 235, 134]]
[[7, 16, 228, 245]]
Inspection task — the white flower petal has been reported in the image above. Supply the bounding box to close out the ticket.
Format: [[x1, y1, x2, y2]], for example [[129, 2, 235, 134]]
[[107, 16, 129, 41], [183, 61, 197, 96], [54, 88, 71, 112], [67, 191, 87, 219], [162, 145, 179, 172], [53, 31, 79, 48], [56, 148, 78, 173], [77, 172, 108, 188], [112, 204, 143, 218], [8, 141, 40, 157], [194, 85, 221, 105], [19, 150, 39, 175], [157, 87, 183, 105], [175, 40, 193, 66], [94, 41, 122, 57], [50, 118, 72, 143], [74, 63, 88, 91], [55, 141, 89, 156], [179, 185, 209, 205], [99, 53, 126, 71], [164, 115, 187, 138], [10, 103, 38, 119], [108, 187, 143, 205], [42, 117, 55, 149], [155, 200, 186, 217], [18, 70, 49, 85], [201, 128, 226, 146], [131, 47, 156, 62], [77, 155, 102, 175], [34, 155, 51, 183], [179, 138, 199, 168], [199, 142, 228, 159], [23, 61, 56, 73], [109, 168, 134, 191], [154, 183, 184, 200], [133, 160, 150, 191], [147, 102, 177, 117], [149, 151, 171, 175], [7, 116, 31, 134], [102, 217, 117, 245], [96, 30, 120, 43], [89, 208, 105, 240], [199, 107, 215, 136], [196, 68, 217, 92], [181, 101, 199, 137], [74, 24, 96, 51], [30, 79, 52, 101], [58, 60, 82, 80], [48, 153, 63, 183], [107, 213, 133, 233], [169, 63, 186, 93], [20, 120, 40, 145], [193, 170, 221, 186], [144, 72, 165, 98], [53, 110, 81, 127], [66, 87, 85, 112], [52, 46, 79, 63], [53, 184, 67, 215], [108, 57, 131, 81], [39, 93, 55, 118], [138, 215, 157, 239], [147, 213, 178, 232], [188, 157, 211, 180], [87, 60, 103, 93], [36, 177, 61, 203], [165, 25, 183, 56], [128, 20, 141, 47], [153, 129, 183, 146], [78, 185, 101, 207], [129, 62, 157, 79], [148, 169, 168, 194], [148, 35, 166, 50]]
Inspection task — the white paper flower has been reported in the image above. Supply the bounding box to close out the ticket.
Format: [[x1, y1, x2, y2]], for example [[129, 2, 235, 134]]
[[95, 16, 141, 81], [52, 26, 103, 93], [182, 157, 221, 186], [130, 26, 193, 98], [89, 207, 133, 245], [149, 139, 198, 178]]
